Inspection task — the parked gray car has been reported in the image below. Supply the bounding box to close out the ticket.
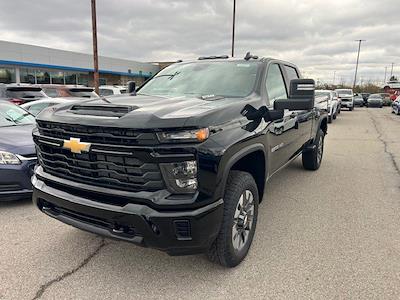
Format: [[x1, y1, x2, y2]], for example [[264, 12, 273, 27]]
[[367, 94, 383, 108]]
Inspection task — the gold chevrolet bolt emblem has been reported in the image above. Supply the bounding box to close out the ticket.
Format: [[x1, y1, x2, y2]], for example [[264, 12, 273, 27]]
[[63, 138, 91, 154]]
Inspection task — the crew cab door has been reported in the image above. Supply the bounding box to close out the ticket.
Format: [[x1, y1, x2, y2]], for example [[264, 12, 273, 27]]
[[281, 64, 314, 154], [264, 63, 298, 172]]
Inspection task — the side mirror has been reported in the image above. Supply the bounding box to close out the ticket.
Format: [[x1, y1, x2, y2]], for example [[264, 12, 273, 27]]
[[241, 104, 283, 122], [274, 79, 315, 111], [127, 81, 136, 94]]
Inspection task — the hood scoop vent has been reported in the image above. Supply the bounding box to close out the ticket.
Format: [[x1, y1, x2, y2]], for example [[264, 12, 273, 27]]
[[69, 104, 138, 117]]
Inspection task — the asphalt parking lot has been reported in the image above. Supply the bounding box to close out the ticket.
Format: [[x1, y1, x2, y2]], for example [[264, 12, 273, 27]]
[[1, 107, 399, 300]]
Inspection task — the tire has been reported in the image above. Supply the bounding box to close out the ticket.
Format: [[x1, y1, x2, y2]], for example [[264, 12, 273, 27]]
[[302, 129, 325, 171], [333, 112, 337, 120], [207, 170, 259, 267], [349, 107, 354, 111]]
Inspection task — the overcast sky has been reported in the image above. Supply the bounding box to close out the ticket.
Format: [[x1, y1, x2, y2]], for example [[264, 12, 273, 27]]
[[0, 0, 398, 85]]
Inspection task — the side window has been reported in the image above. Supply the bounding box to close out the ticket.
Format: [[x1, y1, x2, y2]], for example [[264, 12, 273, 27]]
[[99, 89, 113, 96], [283, 65, 299, 82], [43, 88, 58, 98], [28, 102, 50, 116], [265, 64, 288, 104]]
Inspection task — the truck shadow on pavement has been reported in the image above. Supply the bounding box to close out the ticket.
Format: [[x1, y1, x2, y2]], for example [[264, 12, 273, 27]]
[[0, 197, 32, 208]]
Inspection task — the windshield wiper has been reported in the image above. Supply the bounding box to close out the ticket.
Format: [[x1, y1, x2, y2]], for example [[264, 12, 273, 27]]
[[154, 71, 181, 80], [201, 94, 225, 101], [11, 113, 30, 124]]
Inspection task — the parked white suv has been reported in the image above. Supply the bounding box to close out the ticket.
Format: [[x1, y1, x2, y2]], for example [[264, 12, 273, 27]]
[[99, 85, 127, 96], [315, 90, 340, 123], [335, 89, 354, 111]]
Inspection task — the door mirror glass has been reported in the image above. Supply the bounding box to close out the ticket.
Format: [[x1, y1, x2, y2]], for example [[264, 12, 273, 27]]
[[274, 79, 315, 111], [289, 79, 315, 99], [127, 81, 136, 94]]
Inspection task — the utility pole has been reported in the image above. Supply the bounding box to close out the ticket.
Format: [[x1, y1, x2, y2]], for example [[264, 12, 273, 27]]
[[390, 62, 394, 79], [353, 39, 365, 89], [231, 0, 236, 57], [91, 0, 99, 94], [384, 66, 387, 83], [333, 71, 336, 85]]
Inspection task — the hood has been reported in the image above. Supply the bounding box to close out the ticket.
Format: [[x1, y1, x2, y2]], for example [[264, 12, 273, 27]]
[[37, 94, 261, 129], [0, 124, 36, 155]]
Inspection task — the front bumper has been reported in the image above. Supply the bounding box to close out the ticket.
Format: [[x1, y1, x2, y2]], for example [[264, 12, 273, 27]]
[[0, 161, 36, 201], [368, 101, 383, 107], [32, 174, 223, 255], [340, 101, 353, 108]]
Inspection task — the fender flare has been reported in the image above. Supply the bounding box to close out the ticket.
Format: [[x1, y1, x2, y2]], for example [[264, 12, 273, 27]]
[[215, 143, 267, 200]]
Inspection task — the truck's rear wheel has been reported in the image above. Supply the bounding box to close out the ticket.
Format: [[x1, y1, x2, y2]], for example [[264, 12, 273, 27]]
[[302, 129, 324, 170], [207, 171, 259, 267]]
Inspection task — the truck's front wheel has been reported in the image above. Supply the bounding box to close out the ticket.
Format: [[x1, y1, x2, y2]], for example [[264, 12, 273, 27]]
[[302, 129, 325, 170], [207, 171, 259, 267]]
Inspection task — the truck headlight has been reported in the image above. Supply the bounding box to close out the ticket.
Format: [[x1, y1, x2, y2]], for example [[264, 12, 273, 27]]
[[160, 161, 198, 194], [157, 128, 209, 143], [0, 151, 21, 165]]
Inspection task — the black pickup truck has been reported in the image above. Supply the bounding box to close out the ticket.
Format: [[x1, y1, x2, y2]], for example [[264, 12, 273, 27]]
[[32, 55, 327, 267]]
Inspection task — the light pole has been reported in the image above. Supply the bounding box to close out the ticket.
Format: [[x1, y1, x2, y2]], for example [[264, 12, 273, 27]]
[[231, 0, 236, 57], [353, 39, 365, 89], [91, 0, 99, 94], [390, 62, 394, 79], [384, 66, 387, 83]]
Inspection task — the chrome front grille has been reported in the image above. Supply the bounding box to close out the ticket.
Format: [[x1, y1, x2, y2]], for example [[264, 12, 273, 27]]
[[34, 122, 165, 193]]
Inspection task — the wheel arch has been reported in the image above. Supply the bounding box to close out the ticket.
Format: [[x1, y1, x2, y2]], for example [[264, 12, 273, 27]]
[[319, 116, 328, 135], [218, 144, 267, 203]]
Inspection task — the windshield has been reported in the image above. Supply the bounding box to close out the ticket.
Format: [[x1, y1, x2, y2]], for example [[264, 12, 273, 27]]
[[315, 92, 331, 98], [138, 61, 260, 98], [336, 89, 353, 96], [369, 94, 382, 99], [0, 101, 35, 127]]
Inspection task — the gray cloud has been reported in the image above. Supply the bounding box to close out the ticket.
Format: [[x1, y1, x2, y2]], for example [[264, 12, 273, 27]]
[[0, 0, 398, 85]]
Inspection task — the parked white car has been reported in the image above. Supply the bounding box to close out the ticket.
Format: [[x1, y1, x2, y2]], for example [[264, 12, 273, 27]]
[[315, 90, 339, 123], [99, 85, 127, 96], [21, 98, 75, 116], [335, 88, 354, 111]]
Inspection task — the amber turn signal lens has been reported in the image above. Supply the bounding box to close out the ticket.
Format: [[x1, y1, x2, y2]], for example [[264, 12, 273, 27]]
[[196, 128, 209, 142]]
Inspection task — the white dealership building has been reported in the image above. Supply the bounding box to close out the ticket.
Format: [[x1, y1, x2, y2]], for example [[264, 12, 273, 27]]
[[0, 40, 160, 86]]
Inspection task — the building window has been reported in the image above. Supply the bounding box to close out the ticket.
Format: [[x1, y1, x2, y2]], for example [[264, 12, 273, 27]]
[[20, 68, 36, 84], [65, 72, 77, 84], [0, 67, 16, 83], [50, 71, 64, 84], [36, 70, 50, 84], [77, 73, 89, 86], [99, 78, 107, 85]]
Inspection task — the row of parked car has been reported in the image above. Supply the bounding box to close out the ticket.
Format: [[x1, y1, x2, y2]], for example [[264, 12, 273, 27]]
[[315, 89, 356, 123], [315, 88, 400, 119], [0, 83, 128, 115]]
